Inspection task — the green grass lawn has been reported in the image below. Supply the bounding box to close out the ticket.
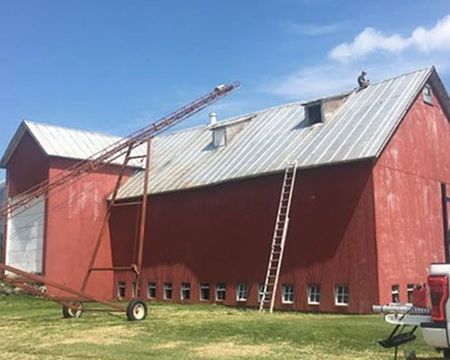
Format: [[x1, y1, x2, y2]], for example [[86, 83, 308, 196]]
[[0, 295, 442, 359]]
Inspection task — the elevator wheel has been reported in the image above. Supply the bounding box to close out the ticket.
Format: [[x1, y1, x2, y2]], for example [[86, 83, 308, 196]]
[[126, 299, 148, 321]]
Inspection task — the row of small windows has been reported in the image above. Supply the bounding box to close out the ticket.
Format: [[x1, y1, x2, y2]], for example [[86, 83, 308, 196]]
[[391, 284, 416, 304], [117, 281, 350, 306]]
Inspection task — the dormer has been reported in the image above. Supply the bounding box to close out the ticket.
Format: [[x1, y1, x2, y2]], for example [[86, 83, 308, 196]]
[[209, 112, 254, 149], [305, 101, 323, 125], [209, 113, 227, 148], [303, 93, 349, 126]]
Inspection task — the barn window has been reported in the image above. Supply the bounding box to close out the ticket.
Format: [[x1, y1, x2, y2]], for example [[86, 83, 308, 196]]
[[282, 284, 294, 304], [307, 284, 320, 305], [147, 282, 156, 299], [164, 283, 172, 300], [236, 283, 248, 301], [216, 283, 226, 301], [200, 283, 210, 301], [181, 283, 191, 300], [423, 84, 433, 105], [335, 285, 349, 306], [407, 284, 415, 304], [305, 102, 323, 125], [117, 281, 126, 299], [391, 285, 400, 303]]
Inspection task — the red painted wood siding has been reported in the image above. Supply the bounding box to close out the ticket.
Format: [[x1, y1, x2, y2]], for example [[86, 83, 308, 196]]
[[374, 84, 450, 305], [111, 160, 377, 313], [45, 157, 136, 298], [6, 131, 49, 197], [3, 129, 137, 298]]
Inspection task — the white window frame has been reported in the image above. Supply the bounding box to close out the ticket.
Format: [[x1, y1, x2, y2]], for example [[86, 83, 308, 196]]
[[407, 284, 415, 304], [117, 281, 126, 299], [147, 282, 156, 299], [335, 284, 349, 306], [200, 283, 210, 301], [391, 285, 400, 304], [236, 283, 248, 302], [423, 84, 433, 105], [282, 284, 294, 304], [180, 283, 191, 300], [307, 284, 320, 305], [216, 283, 226, 301], [164, 283, 173, 300]]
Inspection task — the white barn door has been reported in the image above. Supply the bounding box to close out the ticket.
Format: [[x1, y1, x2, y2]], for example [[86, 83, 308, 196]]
[[5, 195, 45, 273]]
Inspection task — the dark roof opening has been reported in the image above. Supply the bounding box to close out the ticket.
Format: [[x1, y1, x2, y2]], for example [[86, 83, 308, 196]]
[[306, 103, 323, 125]]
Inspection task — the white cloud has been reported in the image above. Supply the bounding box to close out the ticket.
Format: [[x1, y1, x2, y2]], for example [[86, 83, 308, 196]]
[[265, 14, 450, 100], [269, 64, 355, 100], [268, 56, 448, 100], [281, 21, 341, 36], [330, 14, 450, 62]]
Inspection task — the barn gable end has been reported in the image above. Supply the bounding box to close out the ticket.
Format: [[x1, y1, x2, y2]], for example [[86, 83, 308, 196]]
[[373, 75, 450, 305], [0, 122, 140, 296]]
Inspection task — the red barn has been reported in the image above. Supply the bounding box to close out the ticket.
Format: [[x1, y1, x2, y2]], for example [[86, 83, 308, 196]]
[[0, 123, 142, 299], [1, 67, 450, 313]]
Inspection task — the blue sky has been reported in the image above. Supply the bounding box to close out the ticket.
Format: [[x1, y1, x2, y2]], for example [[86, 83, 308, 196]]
[[1, 0, 450, 181]]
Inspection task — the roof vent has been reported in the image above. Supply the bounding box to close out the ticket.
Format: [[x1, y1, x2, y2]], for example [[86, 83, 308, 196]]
[[209, 113, 226, 148], [209, 112, 218, 125]]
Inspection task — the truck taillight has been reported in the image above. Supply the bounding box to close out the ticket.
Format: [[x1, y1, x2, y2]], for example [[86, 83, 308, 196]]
[[428, 275, 449, 322]]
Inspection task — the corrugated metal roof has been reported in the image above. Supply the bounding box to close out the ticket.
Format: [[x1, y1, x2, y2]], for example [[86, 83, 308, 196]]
[[0, 121, 145, 168], [115, 67, 438, 199]]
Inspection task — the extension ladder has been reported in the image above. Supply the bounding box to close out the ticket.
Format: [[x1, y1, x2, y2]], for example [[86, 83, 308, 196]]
[[259, 162, 298, 312]]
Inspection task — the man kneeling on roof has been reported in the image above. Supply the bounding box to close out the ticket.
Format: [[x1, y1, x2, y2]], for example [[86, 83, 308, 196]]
[[358, 71, 370, 89]]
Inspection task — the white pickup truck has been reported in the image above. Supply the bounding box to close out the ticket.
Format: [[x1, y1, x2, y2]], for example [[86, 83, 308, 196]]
[[373, 263, 450, 359]]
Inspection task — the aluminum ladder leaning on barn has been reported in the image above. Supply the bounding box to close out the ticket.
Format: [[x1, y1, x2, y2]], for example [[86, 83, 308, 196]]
[[259, 161, 298, 313]]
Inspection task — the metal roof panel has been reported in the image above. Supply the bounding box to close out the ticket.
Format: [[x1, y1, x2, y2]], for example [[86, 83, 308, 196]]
[[116, 67, 434, 199], [0, 121, 145, 168], [1, 67, 442, 199]]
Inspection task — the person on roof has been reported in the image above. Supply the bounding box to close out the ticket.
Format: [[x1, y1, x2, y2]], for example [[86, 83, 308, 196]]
[[357, 71, 370, 89]]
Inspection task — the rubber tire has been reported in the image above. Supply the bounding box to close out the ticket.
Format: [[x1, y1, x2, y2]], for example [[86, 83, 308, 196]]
[[126, 299, 148, 321], [62, 302, 83, 319], [443, 349, 450, 359]]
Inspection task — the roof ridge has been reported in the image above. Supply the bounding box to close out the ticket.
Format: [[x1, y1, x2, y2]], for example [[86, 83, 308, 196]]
[[23, 120, 121, 140], [369, 66, 433, 88], [157, 123, 208, 138], [152, 102, 301, 140], [157, 101, 304, 138], [18, 68, 433, 145]]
